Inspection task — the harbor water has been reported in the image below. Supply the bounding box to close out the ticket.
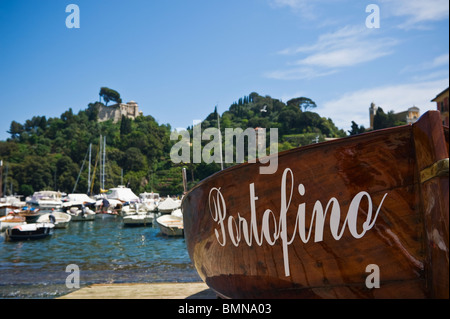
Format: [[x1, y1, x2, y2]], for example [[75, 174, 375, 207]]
[[0, 213, 201, 298]]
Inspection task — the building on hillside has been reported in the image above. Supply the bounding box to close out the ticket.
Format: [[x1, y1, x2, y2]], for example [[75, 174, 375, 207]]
[[394, 106, 420, 125], [97, 100, 143, 123], [431, 87, 449, 126], [369, 102, 420, 130]]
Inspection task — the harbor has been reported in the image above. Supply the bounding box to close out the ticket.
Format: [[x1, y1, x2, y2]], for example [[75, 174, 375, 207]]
[[0, 192, 200, 299]]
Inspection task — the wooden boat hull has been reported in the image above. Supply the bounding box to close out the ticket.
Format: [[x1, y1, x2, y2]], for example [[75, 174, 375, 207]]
[[182, 111, 449, 299]]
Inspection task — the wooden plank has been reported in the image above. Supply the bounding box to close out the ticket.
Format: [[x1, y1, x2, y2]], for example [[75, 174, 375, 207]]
[[58, 282, 216, 299]]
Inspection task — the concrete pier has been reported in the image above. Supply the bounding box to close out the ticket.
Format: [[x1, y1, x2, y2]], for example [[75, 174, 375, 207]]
[[58, 282, 216, 299]]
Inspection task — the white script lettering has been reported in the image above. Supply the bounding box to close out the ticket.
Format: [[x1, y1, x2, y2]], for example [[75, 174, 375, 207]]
[[208, 168, 388, 277]]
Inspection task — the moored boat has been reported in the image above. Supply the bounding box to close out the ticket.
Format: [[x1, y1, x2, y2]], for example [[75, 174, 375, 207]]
[[5, 223, 55, 241], [67, 206, 96, 221], [122, 213, 154, 227], [181, 111, 449, 299], [26, 191, 63, 210], [18, 207, 41, 223], [0, 213, 26, 232], [157, 197, 181, 214], [37, 211, 72, 228], [156, 214, 184, 236]]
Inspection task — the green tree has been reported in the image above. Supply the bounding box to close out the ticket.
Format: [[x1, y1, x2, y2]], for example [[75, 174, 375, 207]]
[[348, 121, 366, 135], [99, 87, 122, 106], [287, 97, 317, 111], [120, 115, 132, 136], [8, 121, 24, 139]]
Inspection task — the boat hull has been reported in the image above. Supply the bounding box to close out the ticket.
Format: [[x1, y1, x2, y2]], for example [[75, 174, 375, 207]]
[[5, 223, 54, 241], [157, 215, 184, 236], [37, 212, 72, 228], [182, 111, 449, 299], [123, 214, 154, 227]]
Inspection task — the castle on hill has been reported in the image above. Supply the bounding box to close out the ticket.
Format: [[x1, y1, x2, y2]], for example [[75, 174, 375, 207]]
[[97, 100, 143, 123], [369, 102, 420, 130]]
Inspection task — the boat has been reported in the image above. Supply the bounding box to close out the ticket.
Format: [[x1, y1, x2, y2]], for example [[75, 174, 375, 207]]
[[37, 211, 72, 228], [18, 207, 41, 223], [0, 213, 26, 232], [62, 194, 96, 221], [62, 193, 96, 207], [67, 206, 96, 221], [156, 214, 184, 236], [157, 196, 181, 214], [139, 192, 161, 212], [0, 195, 25, 215], [181, 111, 449, 299], [94, 198, 121, 218], [104, 185, 139, 203], [121, 202, 148, 216], [5, 223, 55, 241], [26, 190, 63, 210], [122, 213, 154, 227]]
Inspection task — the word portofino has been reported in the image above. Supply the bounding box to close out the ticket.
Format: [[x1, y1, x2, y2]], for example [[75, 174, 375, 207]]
[[208, 168, 388, 277], [170, 121, 278, 174]]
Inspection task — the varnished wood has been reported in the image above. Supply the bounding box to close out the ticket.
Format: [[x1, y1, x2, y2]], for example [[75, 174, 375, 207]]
[[182, 111, 449, 299]]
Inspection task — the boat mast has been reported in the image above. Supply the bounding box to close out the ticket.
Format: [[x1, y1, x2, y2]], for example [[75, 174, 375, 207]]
[[182, 167, 188, 194], [0, 160, 3, 198], [99, 135, 102, 191], [90, 141, 100, 195], [102, 136, 106, 190], [87, 143, 92, 194], [2, 162, 8, 196], [216, 105, 224, 171]]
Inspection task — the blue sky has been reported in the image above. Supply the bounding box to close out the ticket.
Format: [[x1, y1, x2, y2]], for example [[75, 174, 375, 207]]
[[0, 0, 448, 141]]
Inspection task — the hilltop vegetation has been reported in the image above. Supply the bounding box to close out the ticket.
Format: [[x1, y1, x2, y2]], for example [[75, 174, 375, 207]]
[[1, 90, 350, 197]]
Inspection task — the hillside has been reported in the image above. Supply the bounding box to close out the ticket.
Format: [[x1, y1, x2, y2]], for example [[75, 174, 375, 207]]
[[0, 91, 347, 197]]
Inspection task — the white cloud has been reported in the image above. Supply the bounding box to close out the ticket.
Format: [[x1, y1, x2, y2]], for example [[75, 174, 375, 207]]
[[381, 0, 449, 29], [422, 53, 450, 70], [401, 53, 449, 79], [269, 0, 317, 19], [264, 66, 338, 80], [319, 78, 449, 132], [266, 25, 398, 80]]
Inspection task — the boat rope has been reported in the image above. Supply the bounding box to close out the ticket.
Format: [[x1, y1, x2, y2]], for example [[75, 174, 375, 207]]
[[420, 158, 449, 183]]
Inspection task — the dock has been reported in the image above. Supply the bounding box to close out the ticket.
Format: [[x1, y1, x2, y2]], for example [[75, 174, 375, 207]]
[[58, 282, 217, 299]]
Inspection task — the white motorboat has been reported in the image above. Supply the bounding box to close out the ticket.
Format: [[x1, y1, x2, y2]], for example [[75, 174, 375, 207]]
[[122, 213, 154, 227], [5, 223, 54, 241], [157, 197, 181, 214], [37, 211, 72, 228], [139, 192, 160, 211], [156, 214, 184, 236], [121, 202, 148, 216], [67, 206, 96, 221], [104, 185, 139, 203], [26, 191, 64, 210]]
